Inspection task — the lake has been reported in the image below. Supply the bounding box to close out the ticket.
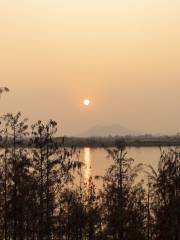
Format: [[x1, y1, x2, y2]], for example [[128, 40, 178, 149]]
[[79, 147, 168, 189]]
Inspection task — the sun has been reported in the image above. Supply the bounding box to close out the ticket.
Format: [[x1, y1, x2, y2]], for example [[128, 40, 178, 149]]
[[83, 99, 90, 106]]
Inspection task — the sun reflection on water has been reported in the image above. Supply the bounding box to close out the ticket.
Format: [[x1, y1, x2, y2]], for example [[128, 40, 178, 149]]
[[84, 147, 91, 181]]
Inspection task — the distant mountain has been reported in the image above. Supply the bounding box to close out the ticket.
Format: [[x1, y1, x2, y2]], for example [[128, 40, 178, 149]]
[[79, 124, 141, 137]]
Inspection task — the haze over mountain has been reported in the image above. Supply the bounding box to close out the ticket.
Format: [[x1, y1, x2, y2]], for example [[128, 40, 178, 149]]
[[78, 124, 141, 137]]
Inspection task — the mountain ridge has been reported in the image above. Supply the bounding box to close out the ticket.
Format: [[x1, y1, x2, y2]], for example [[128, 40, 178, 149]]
[[78, 124, 141, 137]]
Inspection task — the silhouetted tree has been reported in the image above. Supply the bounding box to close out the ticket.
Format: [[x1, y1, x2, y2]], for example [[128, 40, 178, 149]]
[[99, 142, 145, 240], [0, 88, 9, 97], [31, 120, 82, 240], [2, 113, 28, 240], [147, 148, 180, 240]]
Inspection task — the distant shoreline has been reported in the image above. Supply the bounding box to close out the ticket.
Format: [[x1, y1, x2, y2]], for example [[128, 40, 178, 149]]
[[56, 135, 180, 148], [1, 135, 180, 148]]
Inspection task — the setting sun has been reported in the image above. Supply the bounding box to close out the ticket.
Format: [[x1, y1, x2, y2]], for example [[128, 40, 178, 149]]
[[83, 99, 90, 106]]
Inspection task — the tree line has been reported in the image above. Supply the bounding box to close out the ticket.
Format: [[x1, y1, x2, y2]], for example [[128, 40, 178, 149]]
[[55, 135, 180, 148], [0, 112, 179, 240]]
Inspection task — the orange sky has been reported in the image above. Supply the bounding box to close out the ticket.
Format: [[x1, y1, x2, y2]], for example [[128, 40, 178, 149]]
[[0, 1, 180, 135]]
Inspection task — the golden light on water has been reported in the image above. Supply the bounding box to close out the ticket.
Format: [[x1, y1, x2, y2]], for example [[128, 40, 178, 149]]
[[84, 147, 91, 181]]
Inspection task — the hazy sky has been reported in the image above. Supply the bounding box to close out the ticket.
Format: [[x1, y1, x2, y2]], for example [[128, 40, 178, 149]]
[[0, 0, 180, 135]]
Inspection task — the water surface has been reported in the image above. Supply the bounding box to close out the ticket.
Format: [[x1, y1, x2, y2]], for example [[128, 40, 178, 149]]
[[79, 147, 164, 188]]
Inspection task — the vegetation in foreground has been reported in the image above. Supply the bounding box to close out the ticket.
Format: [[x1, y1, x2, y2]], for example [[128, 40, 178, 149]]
[[0, 112, 179, 240]]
